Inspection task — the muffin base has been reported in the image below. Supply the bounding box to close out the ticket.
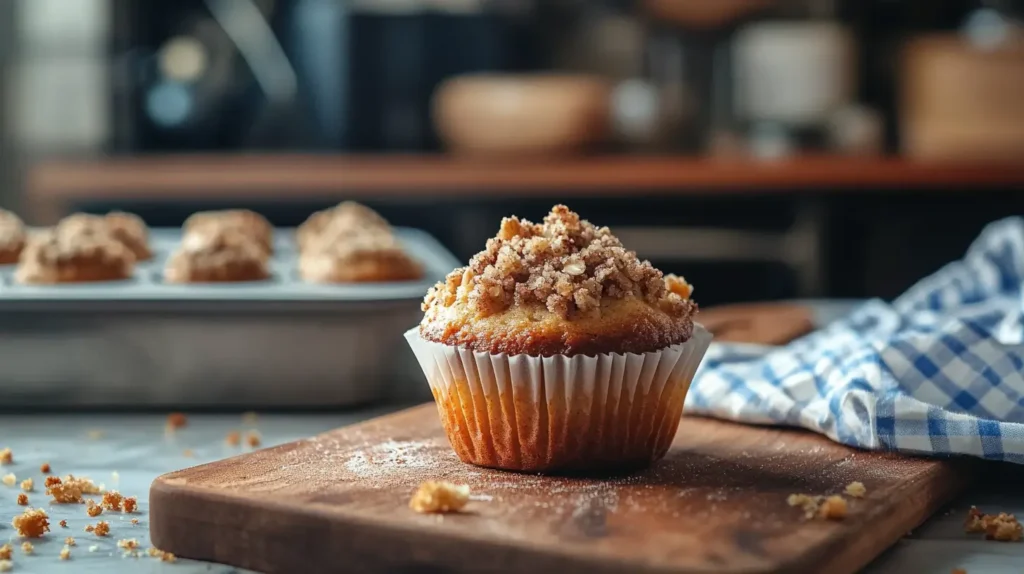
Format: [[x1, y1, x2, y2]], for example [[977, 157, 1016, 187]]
[[405, 325, 711, 473]]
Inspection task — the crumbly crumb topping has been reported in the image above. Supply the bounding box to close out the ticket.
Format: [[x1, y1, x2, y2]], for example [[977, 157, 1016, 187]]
[[11, 508, 50, 537], [409, 481, 470, 514], [422, 205, 695, 320]]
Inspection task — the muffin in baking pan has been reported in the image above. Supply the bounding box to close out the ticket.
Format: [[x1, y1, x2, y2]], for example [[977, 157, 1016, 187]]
[[0, 209, 26, 265], [297, 201, 390, 252], [164, 227, 270, 283], [58, 211, 152, 262], [15, 226, 135, 284], [183, 209, 273, 255], [406, 205, 712, 473]]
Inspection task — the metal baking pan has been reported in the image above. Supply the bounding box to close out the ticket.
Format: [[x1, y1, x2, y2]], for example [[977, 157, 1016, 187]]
[[0, 228, 459, 408]]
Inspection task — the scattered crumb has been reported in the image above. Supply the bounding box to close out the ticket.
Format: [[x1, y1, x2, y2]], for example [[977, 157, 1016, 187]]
[[2, 473, 15, 487], [225, 430, 241, 447], [47, 475, 102, 504], [0, 560, 10, 572], [88, 545, 99, 553], [122, 497, 138, 513], [242, 411, 259, 425], [84, 525, 94, 533], [40, 463, 50, 474], [44, 476, 61, 488], [182, 449, 195, 458], [0, 544, 10, 560], [102, 491, 123, 511], [16, 493, 27, 506], [818, 495, 848, 520], [20, 478, 33, 492], [60, 546, 71, 560], [20, 542, 33, 554], [245, 431, 262, 448], [965, 506, 1023, 542], [130, 518, 139, 526], [92, 520, 110, 537], [86, 500, 103, 517], [59, 520, 67, 528], [409, 481, 471, 514], [147, 547, 177, 562], [166, 413, 188, 431], [844, 481, 866, 498], [118, 538, 141, 557], [87, 430, 104, 440], [65, 537, 75, 546], [11, 507, 50, 537], [0, 448, 11, 465], [787, 493, 824, 519]]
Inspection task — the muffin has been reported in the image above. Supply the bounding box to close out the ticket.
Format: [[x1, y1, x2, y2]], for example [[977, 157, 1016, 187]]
[[299, 228, 423, 283], [406, 205, 711, 473], [0, 209, 27, 264], [183, 209, 273, 255], [165, 228, 270, 283], [15, 227, 135, 284], [296, 201, 390, 252], [58, 212, 151, 261]]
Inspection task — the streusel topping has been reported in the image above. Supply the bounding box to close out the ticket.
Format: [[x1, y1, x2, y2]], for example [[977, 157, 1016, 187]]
[[423, 205, 694, 320]]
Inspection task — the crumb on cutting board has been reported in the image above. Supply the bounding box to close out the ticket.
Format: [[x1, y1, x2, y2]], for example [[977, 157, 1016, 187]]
[[844, 481, 866, 498], [818, 495, 848, 520], [409, 481, 471, 514], [12, 508, 50, 537]]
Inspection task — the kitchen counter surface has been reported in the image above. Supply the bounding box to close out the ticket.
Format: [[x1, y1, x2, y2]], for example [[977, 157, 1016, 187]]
[[0, 410, 1021, 574]]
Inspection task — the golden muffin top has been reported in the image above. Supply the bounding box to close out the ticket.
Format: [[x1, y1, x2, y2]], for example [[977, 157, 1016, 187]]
[[423, 205, 694, 321]]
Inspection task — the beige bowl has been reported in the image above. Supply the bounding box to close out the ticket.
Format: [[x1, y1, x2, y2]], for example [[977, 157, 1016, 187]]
[[432, 74, 611, 157]]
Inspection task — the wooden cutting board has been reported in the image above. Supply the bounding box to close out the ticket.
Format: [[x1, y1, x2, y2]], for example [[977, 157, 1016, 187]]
[[150, 405, 972, 574]]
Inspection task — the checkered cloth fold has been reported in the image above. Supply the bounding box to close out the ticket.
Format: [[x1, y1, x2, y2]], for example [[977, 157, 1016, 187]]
[[687, 217, 1024, 463]]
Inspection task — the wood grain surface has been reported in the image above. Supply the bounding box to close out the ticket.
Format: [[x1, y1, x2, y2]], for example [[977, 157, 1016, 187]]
[[29, 156, 1024, 200], [150, 405, 973, 574], [698, 303, 816, 345]]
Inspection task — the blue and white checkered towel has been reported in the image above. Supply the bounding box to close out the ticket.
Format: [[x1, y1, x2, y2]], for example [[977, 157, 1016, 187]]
[[687, 217, 1024, 464]]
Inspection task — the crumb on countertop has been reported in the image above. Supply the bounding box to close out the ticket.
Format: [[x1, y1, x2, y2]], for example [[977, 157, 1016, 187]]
[[65, 537, 75, 546], [123, 497, 138, 514], [59, 519, 67, 528], [0, 544, 10, 560], [965, 506, 1023, 542], [246, 431, 261, 448], [166, 413, 188, 431], [131, 518, 139, 525], [12, 507, 50, 537], [182, 449, 195, 458], [86, 500, 103, 517], [92, 521, 110, 537], [787, 493, 824, 519], [147, 547, 176, 562], [40, 463, 50, 474], [16, 493, 27, 506], [102, 490, 123, 511], [20, 478, 33, 492], [84, 525, 93, 533], [242, 411, 259, 425], [0, 560, 10, 572], [0, 448, 11, 465], [118, 538, 141, 557], [952, 569, 966, 574], [225, 430, 241, 447], [409, 481, 471, 514], [2, 473, 15, 487], [20, 542, 33, 554], [60, 546, 71, 560]]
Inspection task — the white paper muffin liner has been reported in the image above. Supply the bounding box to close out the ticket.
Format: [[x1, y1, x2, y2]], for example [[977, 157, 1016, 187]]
[[404, 324, 712, 473]]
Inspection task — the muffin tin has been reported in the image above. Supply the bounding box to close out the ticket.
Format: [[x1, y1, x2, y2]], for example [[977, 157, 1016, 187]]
[[0, 227, 460, 408]]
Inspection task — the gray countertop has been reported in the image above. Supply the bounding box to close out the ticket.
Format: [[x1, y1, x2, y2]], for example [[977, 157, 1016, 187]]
[[0, 410, 1021, 574]]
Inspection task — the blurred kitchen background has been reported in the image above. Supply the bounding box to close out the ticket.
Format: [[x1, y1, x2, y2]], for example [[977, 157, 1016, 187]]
[[2, 0, 1023, 306]]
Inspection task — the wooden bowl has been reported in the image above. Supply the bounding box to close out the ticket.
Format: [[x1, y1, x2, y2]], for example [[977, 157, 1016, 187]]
[[432, 74, 612, 157]]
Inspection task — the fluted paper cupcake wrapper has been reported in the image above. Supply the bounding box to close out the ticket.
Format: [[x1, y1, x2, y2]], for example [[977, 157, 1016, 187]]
[[404, 325, 712, 473]]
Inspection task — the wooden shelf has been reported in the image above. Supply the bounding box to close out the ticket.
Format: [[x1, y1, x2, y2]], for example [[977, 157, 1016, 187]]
[[27, 155, 1024, 202]]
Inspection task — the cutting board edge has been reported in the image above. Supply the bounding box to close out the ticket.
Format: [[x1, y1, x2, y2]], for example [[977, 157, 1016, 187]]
[[149, 473, 746, 574]]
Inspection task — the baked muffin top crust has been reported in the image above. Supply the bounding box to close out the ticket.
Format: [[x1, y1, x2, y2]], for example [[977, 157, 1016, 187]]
[[297, 202, 390, 251], [165, 227, 269, 283], [15, 227, 134, 284], [420, 205, 697, 356]]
